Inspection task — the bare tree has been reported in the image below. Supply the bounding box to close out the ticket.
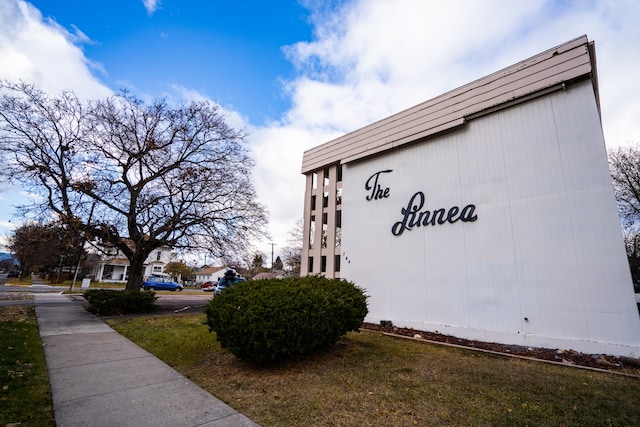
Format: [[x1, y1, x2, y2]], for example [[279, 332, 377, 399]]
[[0, 81, 268, 290], [609, 144, 640, 292], [622, 230, 640, 293], [609, 144, 640, 229], [281, 218, 303, 275]]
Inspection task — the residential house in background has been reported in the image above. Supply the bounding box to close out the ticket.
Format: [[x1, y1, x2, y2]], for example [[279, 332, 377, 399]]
[[195, 266, 227, 285], [93, 242, 176, 284]]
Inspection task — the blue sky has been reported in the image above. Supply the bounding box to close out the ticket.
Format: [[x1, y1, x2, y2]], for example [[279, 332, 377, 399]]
[[27, 0, 312, 124], [1, 0, 640, 263]]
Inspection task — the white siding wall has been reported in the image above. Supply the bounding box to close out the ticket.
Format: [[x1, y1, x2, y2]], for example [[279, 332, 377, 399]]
[[341, 80, 640, 356]]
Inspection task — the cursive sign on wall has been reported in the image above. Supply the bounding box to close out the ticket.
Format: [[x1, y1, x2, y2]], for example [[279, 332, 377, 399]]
[[365, 170, 393, 201], [391, 191, 477, 236], [364, 170, 477, 236]]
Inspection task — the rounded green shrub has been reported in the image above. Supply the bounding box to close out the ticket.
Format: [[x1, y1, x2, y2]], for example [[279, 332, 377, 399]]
[[205, 276, 368, 363]]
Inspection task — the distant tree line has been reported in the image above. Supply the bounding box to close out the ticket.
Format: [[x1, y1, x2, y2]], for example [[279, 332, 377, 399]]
[[8, 220, 87, 282]]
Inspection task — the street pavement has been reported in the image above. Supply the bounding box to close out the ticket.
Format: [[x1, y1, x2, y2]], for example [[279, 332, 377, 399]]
[[28, 287, 260, 426]]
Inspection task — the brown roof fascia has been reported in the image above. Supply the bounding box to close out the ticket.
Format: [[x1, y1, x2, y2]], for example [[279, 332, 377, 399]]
[[301, 35, 594, 174]]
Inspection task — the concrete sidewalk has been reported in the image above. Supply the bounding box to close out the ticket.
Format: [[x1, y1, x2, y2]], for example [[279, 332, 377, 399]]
[[35, 293, 260, 427]]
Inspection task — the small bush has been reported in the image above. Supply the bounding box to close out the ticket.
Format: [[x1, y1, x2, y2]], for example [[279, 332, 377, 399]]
[[84, 289, 157, 316], [205, 276, 368, 363]]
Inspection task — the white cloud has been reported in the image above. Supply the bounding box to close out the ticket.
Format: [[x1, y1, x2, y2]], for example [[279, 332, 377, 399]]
[[167, 84, 251, 131], [0, 220, 16, 230], [249, 124, 342, 253], [0, 0, 112, 240], [142, 0, 160, 15], [284, 1, 546, 130], [253, 0, 640, 257], [0, 0, 111, 99], [282, 0, 640, 148]]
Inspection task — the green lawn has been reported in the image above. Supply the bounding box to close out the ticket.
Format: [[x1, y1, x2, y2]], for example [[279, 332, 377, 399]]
[[0, 305, 55, 426], [108, 313, 640, 427], [2, 301, 639, 427]]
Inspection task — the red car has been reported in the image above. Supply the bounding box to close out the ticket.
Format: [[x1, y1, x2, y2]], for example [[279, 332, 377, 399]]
[[201, 281, 217, 292]]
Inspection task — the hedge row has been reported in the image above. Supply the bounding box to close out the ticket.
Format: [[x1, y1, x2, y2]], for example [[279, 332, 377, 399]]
[[83, 289, 157, 316]]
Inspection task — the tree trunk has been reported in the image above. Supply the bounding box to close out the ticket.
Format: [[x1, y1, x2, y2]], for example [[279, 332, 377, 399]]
[[126, 255, 146, 291]]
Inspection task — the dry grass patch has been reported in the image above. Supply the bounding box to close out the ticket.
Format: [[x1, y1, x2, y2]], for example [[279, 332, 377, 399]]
[[108, 314, 640, 427], [0, 304, 32, 321], [0, 293, 34, 304]]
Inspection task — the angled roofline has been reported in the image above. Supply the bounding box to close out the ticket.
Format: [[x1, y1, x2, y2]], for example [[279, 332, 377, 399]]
[[301, 35, 597, 174]]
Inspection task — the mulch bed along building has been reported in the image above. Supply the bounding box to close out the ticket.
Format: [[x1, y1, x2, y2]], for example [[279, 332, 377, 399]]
[[362, 322, 640, 375]]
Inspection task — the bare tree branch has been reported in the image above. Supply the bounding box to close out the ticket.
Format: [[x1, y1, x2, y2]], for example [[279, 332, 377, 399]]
[[609, 144, 640, 229], [0, 81, 269, 290]]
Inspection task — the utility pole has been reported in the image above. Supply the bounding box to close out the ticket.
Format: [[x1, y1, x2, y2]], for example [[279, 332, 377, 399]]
[[269, 242, 276, 271]]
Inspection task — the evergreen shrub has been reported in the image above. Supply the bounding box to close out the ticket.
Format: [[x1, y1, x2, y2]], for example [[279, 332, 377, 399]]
[[83, 289, 157, 315], [205, 276, 368, 363]]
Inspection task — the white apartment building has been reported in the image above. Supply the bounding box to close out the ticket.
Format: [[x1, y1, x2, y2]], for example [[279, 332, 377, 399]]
[[301, 36, 640, 357]]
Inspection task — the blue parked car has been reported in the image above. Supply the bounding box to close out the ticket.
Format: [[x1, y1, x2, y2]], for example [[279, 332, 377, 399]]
[[214, 269, 246, 295], [142, 274, 183, 291]]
